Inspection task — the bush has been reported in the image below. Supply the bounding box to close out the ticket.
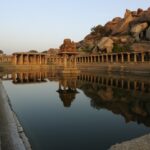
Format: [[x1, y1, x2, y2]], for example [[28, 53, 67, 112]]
[[112, 44, 132, 53]]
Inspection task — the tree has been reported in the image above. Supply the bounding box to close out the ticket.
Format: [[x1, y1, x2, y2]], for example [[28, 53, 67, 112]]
[[0, 50, 4, 54], [28, 50, 38, 53]]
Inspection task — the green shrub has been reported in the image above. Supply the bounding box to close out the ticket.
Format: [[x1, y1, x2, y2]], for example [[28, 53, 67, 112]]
[[112, 44, 132, 53]]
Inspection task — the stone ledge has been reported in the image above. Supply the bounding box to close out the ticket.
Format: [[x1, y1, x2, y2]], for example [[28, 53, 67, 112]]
[[110, 134, 150, 150]]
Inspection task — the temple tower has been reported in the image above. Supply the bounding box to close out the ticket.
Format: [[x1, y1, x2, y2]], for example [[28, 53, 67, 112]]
[[58, 39, 80, 74]]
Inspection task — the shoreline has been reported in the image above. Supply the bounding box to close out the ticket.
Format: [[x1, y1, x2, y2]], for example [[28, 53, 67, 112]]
[[0, 79, 32, 150], [110, 133, 150, 150]]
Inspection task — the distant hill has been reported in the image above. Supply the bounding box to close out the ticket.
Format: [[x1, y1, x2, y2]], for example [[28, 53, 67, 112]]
[[77, 7, 150, 53]]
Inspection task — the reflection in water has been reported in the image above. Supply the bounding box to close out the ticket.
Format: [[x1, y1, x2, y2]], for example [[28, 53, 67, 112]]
[[12, 72, 47, 84], [77, 73, 150, 127], [1, 71, 150, 150], [57, 75, 78, 107]]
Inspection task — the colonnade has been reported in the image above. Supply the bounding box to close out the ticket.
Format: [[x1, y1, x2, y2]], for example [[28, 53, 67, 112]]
[[77, 73, 149, 93], [13, 53, 47, 65], [0, 55, 12, 63], [77, 51, 150, 64], [48, 55, 77, 68]]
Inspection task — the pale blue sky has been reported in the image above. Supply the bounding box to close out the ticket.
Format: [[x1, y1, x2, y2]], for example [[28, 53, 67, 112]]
[[0, 0, 149, 54]]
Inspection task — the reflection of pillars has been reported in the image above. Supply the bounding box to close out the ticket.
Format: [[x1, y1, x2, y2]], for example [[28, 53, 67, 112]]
[[121, 80, 124, 88], [141, 82, 145, 92], [20, 73, 23, 83], [39, 72, 41, 80], [111, 78, 113, 86], [134, 81, 137, 91], [12, 73, 17, 82], [63, 80, 67, 90], [141, 53, 144, 63], [106, 78, 108, 86], [134, 53, 137, 63], [34, 73, 36, 81], [102, 77, 104, 85], [127, 53, 130, 63], [59, 82, 61, 90], [127, 81, 130, 90], [116, 79, 118, 86]]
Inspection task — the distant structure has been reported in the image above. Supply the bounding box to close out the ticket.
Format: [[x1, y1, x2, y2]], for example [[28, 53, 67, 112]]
[[58, 39, 80, 74], [12, 52, 47, 65]]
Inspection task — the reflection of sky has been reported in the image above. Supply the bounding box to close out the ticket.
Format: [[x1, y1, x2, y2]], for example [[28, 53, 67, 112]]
[[2, 80, 150, 150]]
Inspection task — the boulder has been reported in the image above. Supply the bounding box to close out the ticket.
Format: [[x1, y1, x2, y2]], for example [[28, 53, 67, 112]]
[[137, 8, 143, 15], [97, 37, 114, 53], [112, 9, 133, 35], [131, 22, 148, 41], [146, 26, 150, 40], [98, 87, 113, 101], [124, 9, 132, 18]]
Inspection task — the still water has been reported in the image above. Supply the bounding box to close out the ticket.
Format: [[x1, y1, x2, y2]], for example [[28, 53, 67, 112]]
[[1, 71, 150, 150]]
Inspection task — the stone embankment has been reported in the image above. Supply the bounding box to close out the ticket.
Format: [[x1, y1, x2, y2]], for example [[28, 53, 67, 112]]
[[110, 134, 150, 150], [0, 79, 31, 150]]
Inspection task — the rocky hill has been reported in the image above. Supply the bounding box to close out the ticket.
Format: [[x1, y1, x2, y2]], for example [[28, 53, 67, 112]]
[[77, 7, 150, 53]]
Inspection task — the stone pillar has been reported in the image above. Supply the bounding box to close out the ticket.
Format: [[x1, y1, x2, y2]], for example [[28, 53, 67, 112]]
[[63, 54, 67, 68], [40, 55, 41, 65], [98, 56, 100, 63], [21, 54, 24, 65], [121, 53, 124, 63], [73, 56, 77, 68], [45, 56, 47, 64], [34, 55, 36, 65], [127, 53, 130, 63], [102, 55, 104, 63], [106, 55, 108, 62], [141, 52, 144, 63], [111, 55, 113, 63], [134, 53, 137, 63], [116, 54, 118, 63], [27, 55, 29, 65], [14, 55, 17, 65]]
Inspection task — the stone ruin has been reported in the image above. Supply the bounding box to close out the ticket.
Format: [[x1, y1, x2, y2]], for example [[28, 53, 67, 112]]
[[59, 39, 76, 52]]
